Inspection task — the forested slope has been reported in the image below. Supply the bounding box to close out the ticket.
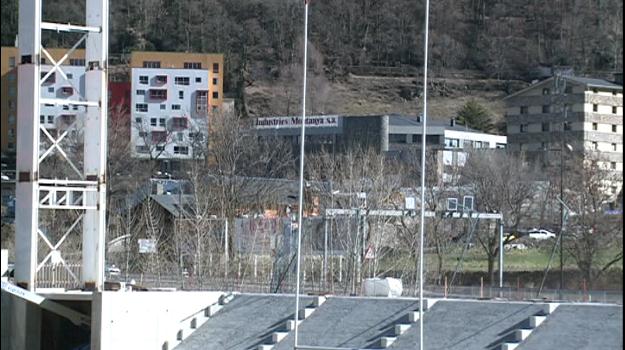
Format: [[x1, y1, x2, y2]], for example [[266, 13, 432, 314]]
[[2, 0, 622, 117]]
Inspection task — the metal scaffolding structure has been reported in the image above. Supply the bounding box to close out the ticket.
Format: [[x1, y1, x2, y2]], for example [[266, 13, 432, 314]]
[[15, 0, 108, 291]]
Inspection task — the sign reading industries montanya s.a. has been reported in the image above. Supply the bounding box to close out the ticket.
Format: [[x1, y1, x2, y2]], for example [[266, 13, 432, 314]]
[[254, 115, 340, 129]]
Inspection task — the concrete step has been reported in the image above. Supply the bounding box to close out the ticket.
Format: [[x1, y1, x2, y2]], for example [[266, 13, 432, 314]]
[[409, 311, 421, 323], [394, 324, 411, 336], [298, 307, 316, 319], [257, 344, 274, 350], [514, 329, 532, 342], [380, 336, 397, 348], [529, 315, 547, 328], [543, 303, 559, 315], [286, 319, 302, 331], [272, 331, 289, 343], [501, 343, 519, 350]]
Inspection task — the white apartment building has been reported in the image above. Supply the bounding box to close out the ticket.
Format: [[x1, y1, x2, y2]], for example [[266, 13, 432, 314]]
[[39, 65, 87, 133], [130, 68, 210, 160]]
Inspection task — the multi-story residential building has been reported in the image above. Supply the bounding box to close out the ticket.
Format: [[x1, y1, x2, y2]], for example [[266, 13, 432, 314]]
[[128, 52, 224, 169], [504, 75, 623, 174], [1, 47, 86, 157]]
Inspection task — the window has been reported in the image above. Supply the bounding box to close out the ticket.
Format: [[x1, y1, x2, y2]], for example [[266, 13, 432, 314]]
[[9, 57, 15, 68], [139, 76, 149, 84], [520, 106, 528, 114], [66, 73, 73, 79], [160, 104, 166, 110], [135, 117, 142, 124], [8, 115, 15, 124], [138, 131, 148, 137], [40, 58, 46, 64], [135, 145, 149, 154], [542, 88, 550, 95], [47, 115, 53, 124], [72, 105, 78, 111], [189, 132, 204, 141], [184, 62, 202, 69], [592, 122, 598, 131], [212, 63, 219, 73], [178, 91, 184, 99], [612, 125, 618, 133], [212, 91, 219, 99], [151, 131, 167, 143], [563, 122, 572, 131], [149, 89, 167, 100], [136, 89, 145, 95], [592, 88, 598, 93], [62, 105, 69, 110], [69, 58, 85, 66], [172, 104, 181, 110], [48, 87, 54, 93], [611, 162, 617, 170], [136, 103, 148, 112], [8, 143, 14, 150], [143, 61, 161, 68], [174, 146, 189, 155], [592, 142, 598, 150], [520, 124, 528, 133], [177, 132, 184, 141], [542, 105, 550, 113], [613, 106, 617, 114], [159, 118, 166, 127], [447, 198, 458, 211], [41, 72, 55, 84], [174, 77, 190, 86], [612, 143, 617, 151], [150, 118, 157, 127], [463, 196, 474, 211], [40, 115, 45, 124], [444, 138, 460, 148], [155, 145, 165, 152], [542, 122, 550, 132], [195, 77, 202, 83], [213, 77, 218, 85], [592, 104, 598, 112], [155, 75, 167, 84], [474, 141, 483, 148]]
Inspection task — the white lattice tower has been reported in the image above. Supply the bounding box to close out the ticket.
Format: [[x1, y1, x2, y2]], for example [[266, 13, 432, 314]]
[[15, 0, 108, 291]]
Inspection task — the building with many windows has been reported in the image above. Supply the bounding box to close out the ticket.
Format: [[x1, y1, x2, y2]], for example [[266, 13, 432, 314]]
[[254, 114, 507, 183], [1, 47, 86, 156], [504, 75, 623, 174], [128, 52, 224, 166]]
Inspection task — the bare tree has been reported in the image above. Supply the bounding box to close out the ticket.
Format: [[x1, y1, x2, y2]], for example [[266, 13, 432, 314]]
[[461, 150, 538, 285], [562, 153, 623, 289]]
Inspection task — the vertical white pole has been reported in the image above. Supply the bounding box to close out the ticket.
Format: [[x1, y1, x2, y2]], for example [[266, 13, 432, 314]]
[[294, 1, 310, 348], [418, 0, 431, 348], [499, 221, 504, 289], [15, 0, 41, 292], [82, 0, 109, 291]]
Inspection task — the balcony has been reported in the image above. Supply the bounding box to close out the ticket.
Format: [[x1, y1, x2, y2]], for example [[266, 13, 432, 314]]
[[149, 89, 168, 100], [60, 86, 73, 96], [154, 75, 168, 85], [195, 91, 208, 117], [151, 131, 168, 144], [170, 117, 188, 131], [57, 114, 76, 128]]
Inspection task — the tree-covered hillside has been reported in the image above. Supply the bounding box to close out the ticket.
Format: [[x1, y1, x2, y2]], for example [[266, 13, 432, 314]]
[[2, 0, 622, 104]]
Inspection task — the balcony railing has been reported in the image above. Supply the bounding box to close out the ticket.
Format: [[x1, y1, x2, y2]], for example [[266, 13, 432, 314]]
[[149, 89, 167, 100]]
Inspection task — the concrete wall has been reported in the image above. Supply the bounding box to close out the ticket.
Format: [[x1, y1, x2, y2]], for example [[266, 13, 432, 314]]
[[96, 291, 222, 350]]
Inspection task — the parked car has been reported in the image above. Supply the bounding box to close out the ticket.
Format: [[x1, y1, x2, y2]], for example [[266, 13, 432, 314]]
[[504, 243, 528, 250], [527, 229, 556, 240]]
